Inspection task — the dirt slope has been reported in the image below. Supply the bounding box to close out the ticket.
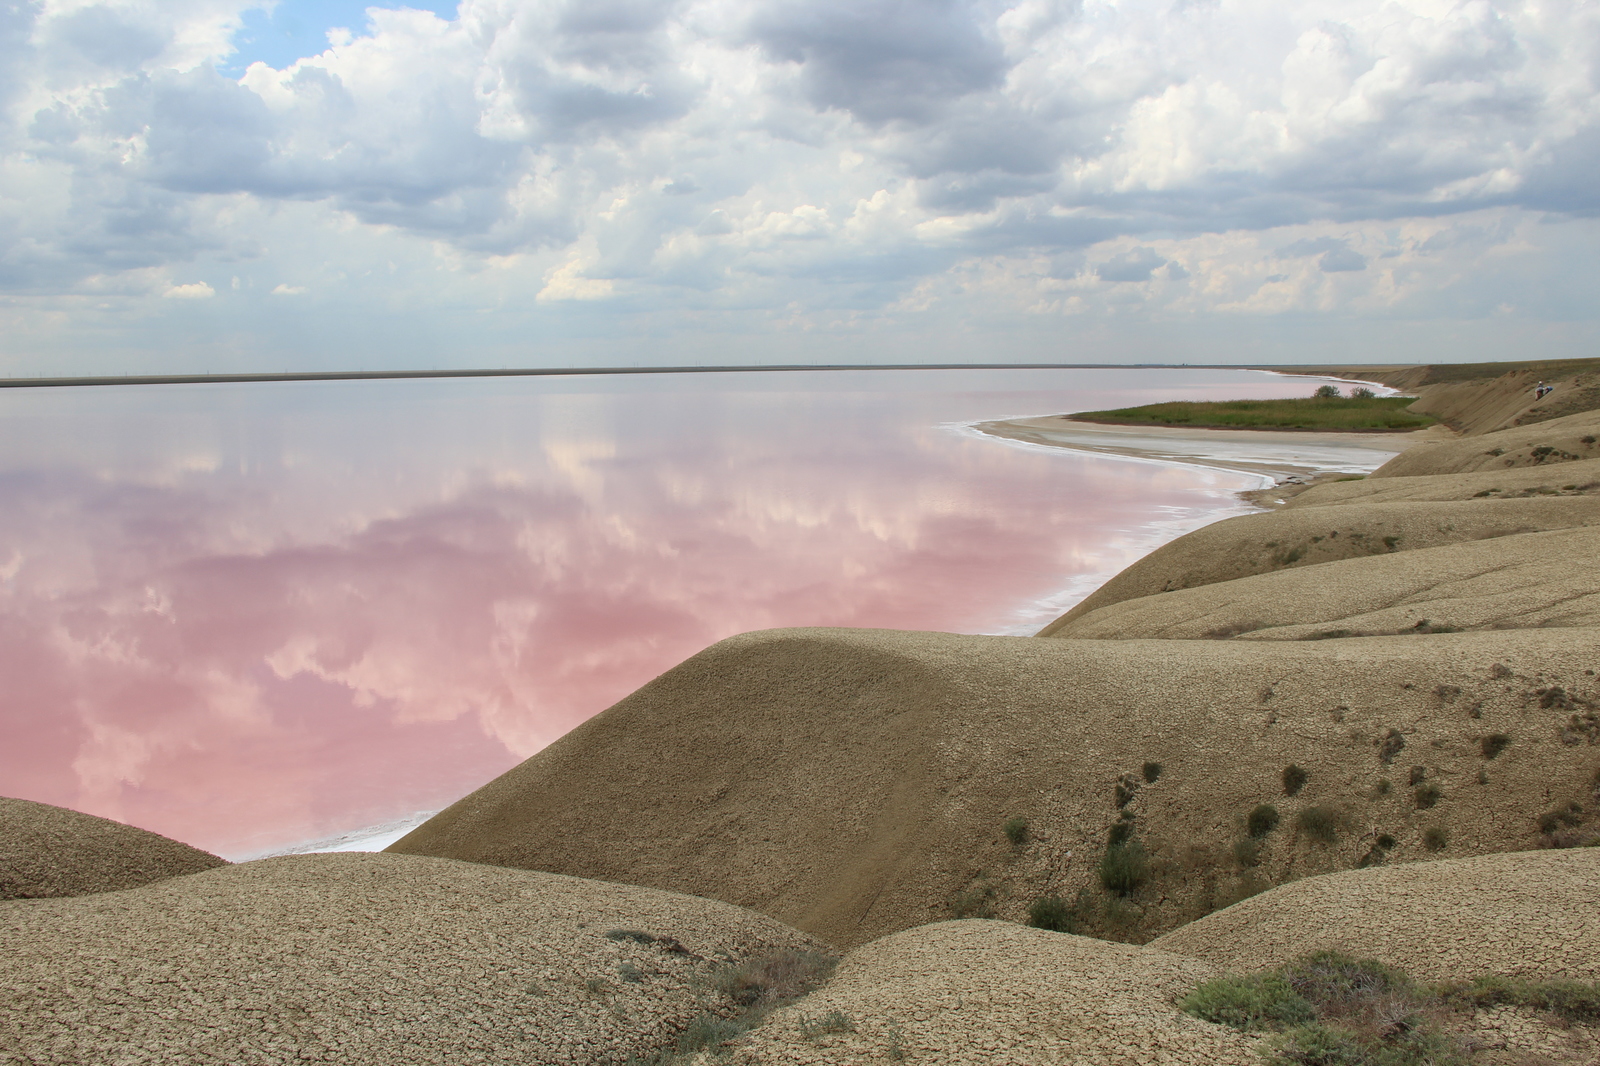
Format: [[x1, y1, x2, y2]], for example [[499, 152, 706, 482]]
[[393, 626, 1600, 949], [1371, 408, 1600, 477], [1047, 526, 1600, 641], [728, 921, 1256, 1066], [1153, 847, 1600, 982], [0, 852, 822, 1066], [1036, 496, 1600, 634], [0, 796, 227, 900], [1285, 457, 1600, 508]]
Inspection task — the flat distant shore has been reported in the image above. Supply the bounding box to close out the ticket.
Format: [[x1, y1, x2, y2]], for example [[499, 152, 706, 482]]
[[976, 413, 1442, 484]]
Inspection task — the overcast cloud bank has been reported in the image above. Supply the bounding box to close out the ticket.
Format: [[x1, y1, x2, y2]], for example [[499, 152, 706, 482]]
[[1, 0, 1597, 371]]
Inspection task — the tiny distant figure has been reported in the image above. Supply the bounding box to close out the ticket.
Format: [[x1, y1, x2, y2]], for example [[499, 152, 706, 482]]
[[1535, 381, 1551, 400]]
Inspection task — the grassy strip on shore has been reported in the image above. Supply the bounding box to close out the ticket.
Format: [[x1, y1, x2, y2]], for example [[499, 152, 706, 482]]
[[1069, 395, 1435, 432]]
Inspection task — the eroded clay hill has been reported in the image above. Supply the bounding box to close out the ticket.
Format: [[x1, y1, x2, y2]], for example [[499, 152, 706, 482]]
[[0, 796, 227, 900], [0, 851, 824, 1066], [392, 625, 1600, 949]]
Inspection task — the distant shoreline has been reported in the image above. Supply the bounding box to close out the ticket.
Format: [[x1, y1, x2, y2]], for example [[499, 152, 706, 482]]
[[1063, 415, 1423, 434], [0, 362, 1386, 390]]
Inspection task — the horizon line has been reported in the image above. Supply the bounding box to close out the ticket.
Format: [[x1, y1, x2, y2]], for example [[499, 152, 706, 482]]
[[0, 362, 1401, 390]]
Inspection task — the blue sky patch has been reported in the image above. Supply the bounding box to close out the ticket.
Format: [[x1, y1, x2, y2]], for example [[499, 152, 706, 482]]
[[224, 1, 457, 74]]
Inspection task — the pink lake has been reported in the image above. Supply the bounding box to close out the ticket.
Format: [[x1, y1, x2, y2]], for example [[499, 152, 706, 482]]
[[0, 367, 1372, 857]]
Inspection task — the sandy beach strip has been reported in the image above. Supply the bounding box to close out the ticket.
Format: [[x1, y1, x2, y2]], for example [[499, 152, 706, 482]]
[[975, 414, 1434, 482]]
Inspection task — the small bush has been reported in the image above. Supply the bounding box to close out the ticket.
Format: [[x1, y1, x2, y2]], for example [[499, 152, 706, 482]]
[[1297, 806, 1339, 844], [1282, 764, 1310, 796], [1423, 827, 1449, 852], [1179, 974, 1315, 1030], [675, 1014, 746, 1055], [1314, 384, 1342, 399], [1480, 733, 1511, 759], [1376, 833, 1396, 849], [1373, 779, 1393, 797], [1439, 975, 1600, 1023], [1414, 784, 1442, 810], [1107, 813, 1136, 847], [1098, 842, 1150, 895], [1407, 765, 1427, 786], [1351, 387, 1376, 400], [1376, 730, 1406, 764], [715, 950, 837, 1007], [797, 1010, 855, 1040], [1142, 761, 1164, 783], [949, 881, 995, 919], [1233, 838, 1262, 867], [1027, 894, 1074, 933], [1003, 816, 1029, 846], [1247, 803, 1281, 838]]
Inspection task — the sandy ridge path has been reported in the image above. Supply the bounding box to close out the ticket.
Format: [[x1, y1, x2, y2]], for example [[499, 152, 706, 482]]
[[0, 796, 227, 900], [1372, 408, 1600, 477], [0, 851, 825, 1066], [1036, 495, 1600, 634], [1047, 525, 1600, 641], [1152, 847, 1600, 983], [393, 625, 1600, 949], [1283, 457, 1600, 508]]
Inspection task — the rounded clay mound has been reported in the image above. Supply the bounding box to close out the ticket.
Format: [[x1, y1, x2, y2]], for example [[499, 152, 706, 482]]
[[1049, 526, 1600, 641], [1371, 408, 1600, 478], [1285, 457, 1600, 509], [1152, 847, 1600, 983], [1037, 496, 1600, 633], [0, 851, 824, 1065], [0, 796, 227, 900], [392, 626, 1600, 949], [727, 920, 1256, 1066]]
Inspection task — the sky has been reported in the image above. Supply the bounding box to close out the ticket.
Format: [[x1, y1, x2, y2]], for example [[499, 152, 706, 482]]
[[1, 0, 1597, 374]]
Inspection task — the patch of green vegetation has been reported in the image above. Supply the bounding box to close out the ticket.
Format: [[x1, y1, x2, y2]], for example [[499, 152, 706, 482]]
[[1297, 806, 1339, 844], [1414, 784, 1442, 810], [1283, 764, 1310, 796], [796, 1010, 855, 1041], [1247, 803, 1281, 838], [1423, 827, 1449, 852], [1182, 952, 1470, 1066], [1026, 893, 1075, 933], [1067, 394, 1435, 431], [1233, 837, 1262, 867], [949, 877, 996, 919], [1002, 815, 1030, 846], [1480, 733, 1511, 759], [1438, 975, 1600, 1022], [1098, 841, 1150, 895], [1142, 761, 1164, 783]]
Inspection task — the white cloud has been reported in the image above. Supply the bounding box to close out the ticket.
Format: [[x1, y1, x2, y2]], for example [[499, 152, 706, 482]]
[[163, 281, 215, 299], [0, 0, 1598, 369], [271, 283, 307, 295]]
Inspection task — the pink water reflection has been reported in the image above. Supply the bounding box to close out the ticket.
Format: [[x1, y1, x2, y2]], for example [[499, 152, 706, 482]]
[[0, 369, 1341, 856]]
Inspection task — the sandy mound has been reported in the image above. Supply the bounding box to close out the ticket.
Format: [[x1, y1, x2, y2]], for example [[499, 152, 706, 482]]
[[1036, 496, 1600, 633], [726, 920, 1256, 1066], [0, 851, 823, 1065], [1285, 457, 1600, 509], [1047, 526, 1600, 641], [0, 796, 227, 900], [393, 626, 1600, 949], [1153, 847, 1600, 983], [1371, 408, 1600, 478]]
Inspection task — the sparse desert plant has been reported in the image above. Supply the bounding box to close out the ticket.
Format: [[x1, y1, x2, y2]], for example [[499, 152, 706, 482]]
[[1414, 783, 1442, 810], [1372, 778, 1393, 798], [1115, 773, 1140, 807], [1180, 973, 1315, 1030], [949, 879, 996, 919], [1143, 761, 1164, 783], [1027, 894, 1074, 933], [1438, 975, 1600, 1023], [1376, 729, 1406, 764], [1296, 806, 1339, 844], [1282, 765, 1310, 796], [1247, 803, 1281, 838], [714, 950, 836, 1007], [1233, 838, 1262, 868], [1480, 733, 1512, 759], [1107, 811, 1136, 847], [797, 1010, 855, 1041], [1407, 765, 1427, 786], [1002, 815, 1030, 846], [618, 962, 646, 984], [1423, 827, 1449, 852], [1098, 841, 1150, 895]]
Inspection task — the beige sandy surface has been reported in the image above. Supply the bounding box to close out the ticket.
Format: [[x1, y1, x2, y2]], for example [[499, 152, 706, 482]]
[[1048, 525, 1600, 641], [1373, 408, 1600, 477], [0, 796, 226, 900], [976, 415, 1420, 479], [727, 920, 1258, 1066], [393, 625, 1600, 949], [1037, 495, 1600, 634], [1283, 456, 1600, 508], [0, 851, 823, 1066], [1153, 847, 1600, 983]]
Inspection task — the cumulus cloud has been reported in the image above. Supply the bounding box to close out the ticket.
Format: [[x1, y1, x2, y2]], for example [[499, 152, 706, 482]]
[[163, 281, 215, 299], [1, 0, 1598, 366]]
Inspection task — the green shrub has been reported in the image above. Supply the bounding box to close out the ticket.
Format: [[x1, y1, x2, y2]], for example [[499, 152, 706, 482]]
[[1480, 733, 1511, 759], [1002, 815, 1029, 846], [1283, 765, 1310, 796], [1423, 827, 1449, 852], [1247, 803, 1281, 838], [1142, 761, 1164, 783], [1438, 975, 1600, 1022], [1179, 974, 1315, 1031], [1027, 894, 1074, 933], [1314, 384, 1342, 399], [1414, 784, 1442, 810], [797, 1010, 855, 1040], [1098, 842, 1149, 895], [1297, 806, 1338, 844], [1107, 813, 1136, 847], [1233, 838, 1262, 867], [715, 950, 837, 1007]]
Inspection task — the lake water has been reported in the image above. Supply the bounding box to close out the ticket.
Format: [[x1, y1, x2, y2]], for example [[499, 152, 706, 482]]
[[0, 367, 1388, 857]]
